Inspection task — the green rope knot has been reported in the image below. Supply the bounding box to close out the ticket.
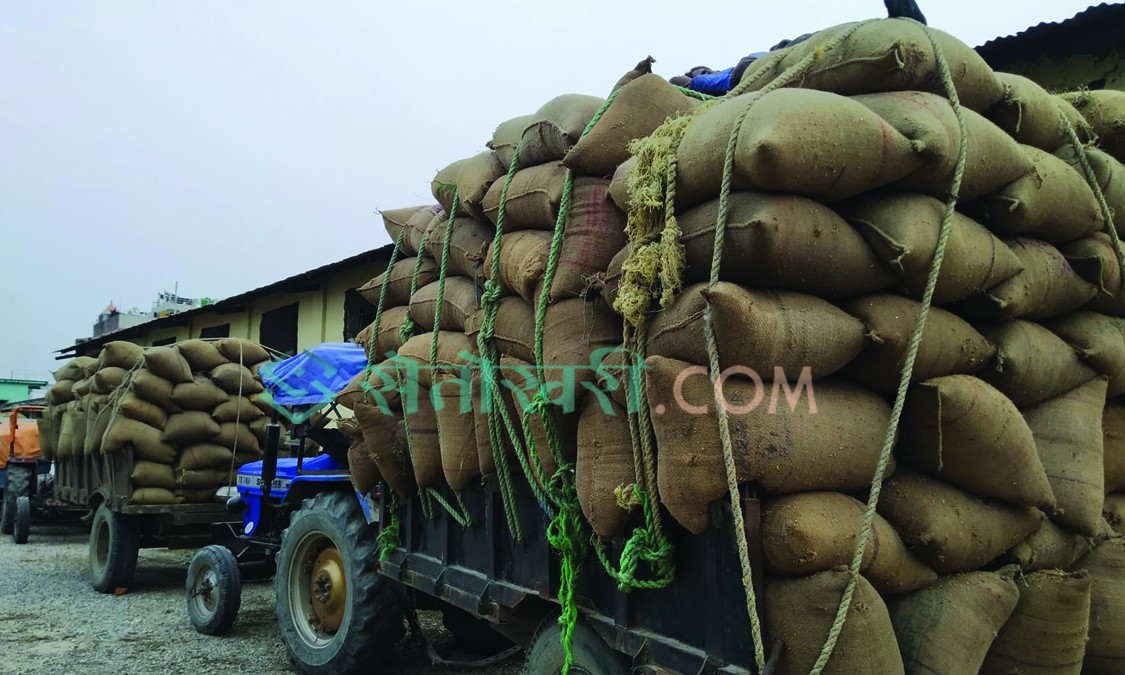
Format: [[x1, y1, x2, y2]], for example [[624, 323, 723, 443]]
[[376, 491, 401, 561]]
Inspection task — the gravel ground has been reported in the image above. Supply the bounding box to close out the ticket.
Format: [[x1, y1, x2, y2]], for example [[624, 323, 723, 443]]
[[0, 523, 523, 675]]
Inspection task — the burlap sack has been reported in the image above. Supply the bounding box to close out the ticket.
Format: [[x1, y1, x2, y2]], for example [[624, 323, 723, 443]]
[[212, 396, 266, 424], [82, 395, 109, 455], [518, 94, 604, 167], [422, 217, 494, 279], [878, 467, 1045, 572], [163, 411, 221, 445], [374, 306, 411, 359], [480, 230, 551, 303], [175, 468, 235, 490], [381, 205, 433, 254], [177, 339, 229, 372], [965, 238, 1097, 320], [1070, 538, 1125, 675], [1104, 400, 1125, 494], [132, 460, 176, 490], [431, 152, 505, 221], [1056, 145, 1125, 237], [357, 257, 438, 308], [98, 341, 144, 370], [488, 114, 534, 169], [211, 362, 264, 395], [1004, 518, 1101, 572], [648, 282, 864, 378], [102, 417, 177, 464], [403, 386, 441, 489], [841, 192, 1023, 304], [608, 55, 655, 94], [46, 380, 76, 405], [542, 298, 621, 407], [576, 398, 635, 541], [598, 245, 627, 309], [55, 356, 96, 382], [855, 90, 1031, 199], [470, 367, 497, 476], [980, 570, 1091, 675], [978, 320, 1097, 408], [900, 375, 1055, 509], [481, 162, 567, 231], [1062, 89, 1125, 162], [396, 331, 477, 390], [678, 191, 895, 298], [433, 375, 480, 492], [177, 444, 237, 471], [564, 74, 699, 177], [1107, 494, 1125, 535], [648, 356, 892, 534], [549, 178, 628, 301], [762, 492, 937, 594], [172, 374, 231, 411], [144, 346, 193, 384], [677, 88, 922, 206], [215, 338, 271, 365], [130, 488, 183, 505], [887, 568, 1021, 675], [117, 393, 169, 430], [764, 569, 904, 675], [464, 295, 535, 363], [133, 369, 178, 413], [349, 438, 381, 496], [37, 411, 55, 459], [988, 73, 1091, 150], [1046, 311, 1125, 395], [407, 277, 478, 332], [213, 422, 260, 455], [1061, 233, 1125, 316], [353, 402, 412, 497], [335, 365, 402, 412], [606, 156, 634, 213], [92, 367, 127, 395], [72, 378, 93, 398], [971, 145, 1104, 243], [840, 295, 995, 393]]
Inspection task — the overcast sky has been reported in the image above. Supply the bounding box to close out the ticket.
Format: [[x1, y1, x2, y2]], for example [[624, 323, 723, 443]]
[[0, 0, 1106, 384]]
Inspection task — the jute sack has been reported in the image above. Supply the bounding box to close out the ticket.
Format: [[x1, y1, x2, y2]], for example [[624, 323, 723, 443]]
[[177, 339, 229, 372], [762, 492, 937, 594], [431, 152, 505, 221], [598, 245, 627, 310], [353, 401, 413, 497], [481, 162, 567, 231], [987, 73, 1091, 151], [433, 375, 480, 491], [1061, 233, 1125, 316], [549, 178, 628, 301], [488, 114, 534, 169], [102, 417, 178, 464], [648, 356, 892, 534], [164, 411, 221, 445], [737, 20, 1003, 112], [174, 468, 235, 490], [648, 282, 864, 378], [576, 398, 636, 541], [55, 402, 77, 458], [144, 346, 193, 384], [131, 488, 183, 505], [132, 460, 176, 490], [375, 306, 411, 358], [840, 295, 995, 393], [212, 397, 266, 423], [117, 393, 169, 430], [970, 145, 1104, 244], [214, 422, 261, 455], [564, 74, 699, 177], [177, 444, 237, 471], [855, 90, 1032, 199], [764, 569, 904, 675], [1056, 145, 1125, 236], [1004, 518, 1101, 572], [407, 277, 479, 332], [403, 385, 442, 489], [464, 295, 535, 363], [517, 94, 604, 167], [606, 156, 634, 213], [357, 257, 438, 308], [396, 331, 477, 390], [978, 320, 1097, 408], [37, 412, 55, 459], [480, 231, 551, 303], [1024, 378, 1108, 536], [92, 367, 127, 395], [211, 362, 264, 396], [1104, 400, 1125, 493], [72, 378, 93, 398], [354, 323, 373, 351], [98, 341, 144, 370], [841, 192, 1023, 304], [172, 374, 231, 411], [887, 568, 1021, 675], [878, 467, 1045, 572], [678, 191, 895, 298], [542, 298, 621, 405], [46, 380, 76, 405], [54, 356, 96, 382], [380, 205, 434, 255], [1062, 89, 1125, 162], [608, 55, 656, 94], [335, 365, 402, 412], [1071, 538, 1125, 675], [900, 375, 1056, 509], [964, 238, 1097, 320], [980, 570, 1091, 675], [349, 438, 381, 496], [215, 338, 271, 366], [423, 217, 494, 279], [1107, 494, 1125, 534], [133, 369, 178, 413], [470, 367, 497, 476], [676, 88, 923, 206], [82, 395, 109, 455], [1046, 311, 1125, 395]]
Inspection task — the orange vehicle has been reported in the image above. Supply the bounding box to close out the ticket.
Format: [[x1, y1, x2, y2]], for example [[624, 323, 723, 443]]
[[1, 405, 47, 543]]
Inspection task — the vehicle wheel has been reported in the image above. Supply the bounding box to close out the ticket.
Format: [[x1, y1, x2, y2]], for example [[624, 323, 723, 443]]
[[0, 487, 13, 535], [524, 614, 629, 675], [13, 496, 30, 544], [186, 545, 242, 635], [275, 491, 405, 674], [2, 466, 30, 535], [89, 502, 140, 594], [442, 606, 514, 654]]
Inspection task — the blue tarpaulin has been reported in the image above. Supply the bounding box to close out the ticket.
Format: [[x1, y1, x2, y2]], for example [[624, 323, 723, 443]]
[[257, 342, 368, 408]]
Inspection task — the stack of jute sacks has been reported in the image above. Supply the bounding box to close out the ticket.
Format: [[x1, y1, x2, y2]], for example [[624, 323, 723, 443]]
[[346, 18, 1125, 675], [41, 338, 274, 505]]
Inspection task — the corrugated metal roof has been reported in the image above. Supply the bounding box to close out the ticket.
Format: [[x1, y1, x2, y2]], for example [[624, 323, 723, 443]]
[[977, 3, 1125, 68]]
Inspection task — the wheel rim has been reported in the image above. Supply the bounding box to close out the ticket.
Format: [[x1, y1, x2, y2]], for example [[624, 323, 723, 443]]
[[94, 517, 110, 575], [287, 531, 346, 648], [190, 562, 220, 618]]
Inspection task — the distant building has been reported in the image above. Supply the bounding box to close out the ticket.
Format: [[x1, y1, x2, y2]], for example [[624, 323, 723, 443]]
[[0, 378, 49, 406], [977, 3, 1125, 92], [92, 303, 150, 339]]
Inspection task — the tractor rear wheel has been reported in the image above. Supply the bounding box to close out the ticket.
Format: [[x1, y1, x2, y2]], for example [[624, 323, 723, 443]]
[[2, 465, 30, 535]]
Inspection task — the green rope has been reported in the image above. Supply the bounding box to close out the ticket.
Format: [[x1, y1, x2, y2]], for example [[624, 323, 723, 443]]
[[423, 486, 472, 528], [376, 490, 401, 561], [398, 229, 433, 345], [809, 27, 966, 674], [364, 226, 406, 367], [673, 85, 719, 101], [594, 484, 674, 590], [430, 186, 460, 369]]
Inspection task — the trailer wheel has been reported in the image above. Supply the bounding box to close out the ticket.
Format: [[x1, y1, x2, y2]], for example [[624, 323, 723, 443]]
[[13, 496, 30, 544], [89, 502, 140, 594], [442, 606, 514, 654], [2, 465, 31, 535], [186, 545, 242, 635], [524, 615, 629, 675], [275, 491, 405, 674]]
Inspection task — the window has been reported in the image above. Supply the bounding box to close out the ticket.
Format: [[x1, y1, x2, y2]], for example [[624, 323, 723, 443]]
[[343, 289, 377, 342], [259, 302, 299, 357], [199, 324, 231, 339], [151, 337, 176, 347]]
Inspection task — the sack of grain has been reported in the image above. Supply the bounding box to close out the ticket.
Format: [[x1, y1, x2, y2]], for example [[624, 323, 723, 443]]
[[542, 298, 621, 406], [402, 385, 442, 489], [102, 417, 177, 464], [1107, 494, 1125, 534], [887, 567, 1021, 675], [163, 411, 221, 445], [422, 217, 494, 279], [431, 152, 505, 221], [1104, 401, 1125, 494], [92, 367, 127, 395], [212, 397, 266, 423], [144, 346, 193, 384], [381, 205, 435, 254], [464, 296, 536, 363], [371, 306, 411, 358], [1062, 233, 1125, 316], [214, 422, 260, 455], [1062, 89, 1125, 162], [576, 397, 635, 541], [433, 375, 479, 491], [72, 378, 93, 398], [606, 156, 634, 213], [841, 192, 1023, 304], [131, 487, 183, 505], [488, 114, 534, 168], [1004, 518, 1101, 571], [988, 72, 1090, 150], [840, 295, 995, 393], [480, 230, 551, 303], [215, 338, 270, 365], [762, 492, 937, 594], [46, 379, 76, 406], [349, 438, 381, 496], [54, 356, 96, 382], [1046, 312, 1125, 394], [648, 282, 864, 378], [900, 375, 1055, 509], [878, 467, 1045, 572], [980, 570, 1091, 675], [132, 460, 176, 490], [174, 468, 235, 490], [396, 331, 477, 389], [117, 393, 169, 430], [172, 375, 231, 411], [965, 238, 1097, 320], [977, 320, 1097, 408], [1055, 145, 1125, 236], [518, 94, 604, 167], [177, 339, 229, 372], [133, 369, 178, 413], [82, 395, 110, 455], [98, 341, 144, 370], [353, 401, 412, 497], [408, 277, 479, 332], [210, 362, 264, 395], [482, 162, 568, 231], [549, 178, 628, 301], [1070, 538, 1125, 674], [177, 444, 238, 471], [358, 257, 438, 308]]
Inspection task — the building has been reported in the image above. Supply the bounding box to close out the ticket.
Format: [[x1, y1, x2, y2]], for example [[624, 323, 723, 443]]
[[92, 303, 150, 339], [977, 3, 1125, 92], [0, 378, 49, 407], [57, 246, 392, 361]]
